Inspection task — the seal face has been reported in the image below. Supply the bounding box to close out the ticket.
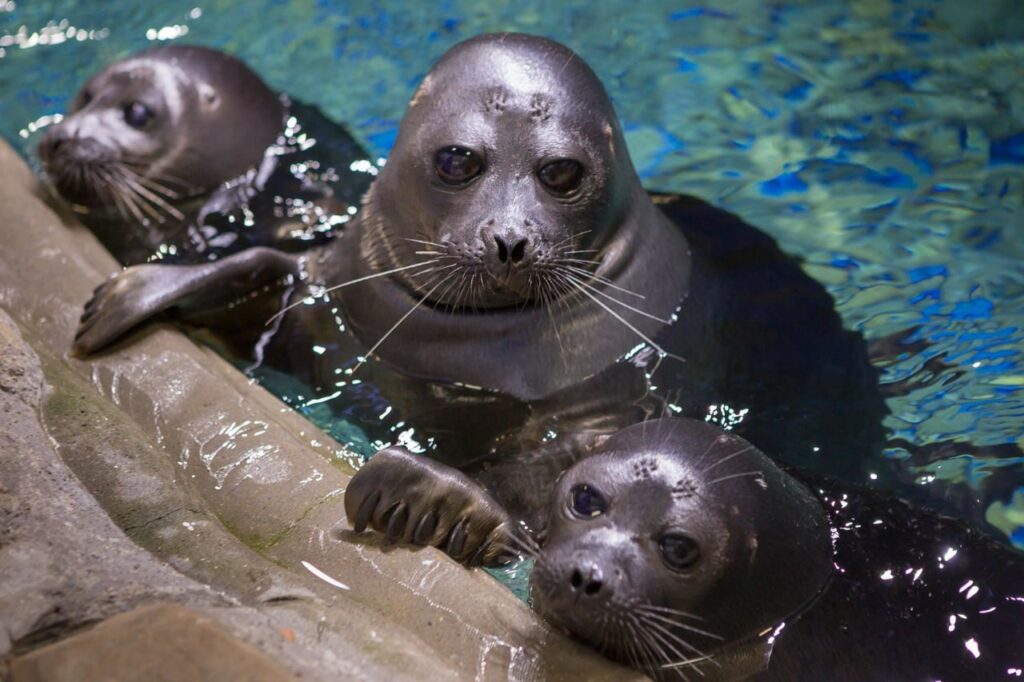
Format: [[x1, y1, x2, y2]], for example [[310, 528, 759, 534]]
[[39, 45, 284, 223], [37, 46, 375, 266], [362, 34, 636, 311], [530, 419, 832, 679]]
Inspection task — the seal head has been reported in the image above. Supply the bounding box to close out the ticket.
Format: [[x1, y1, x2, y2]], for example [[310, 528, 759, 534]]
[[38, 45, 284, 221], [530, 418, 832, 678], [335, 33, 691, 399]]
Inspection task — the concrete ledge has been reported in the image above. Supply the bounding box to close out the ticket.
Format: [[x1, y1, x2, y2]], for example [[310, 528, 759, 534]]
[[0, 139, 637, 680]]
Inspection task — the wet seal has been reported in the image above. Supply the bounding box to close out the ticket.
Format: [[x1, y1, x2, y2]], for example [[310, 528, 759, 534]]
[[39, 44, 373, 265], [348, 417, 1024, 679]]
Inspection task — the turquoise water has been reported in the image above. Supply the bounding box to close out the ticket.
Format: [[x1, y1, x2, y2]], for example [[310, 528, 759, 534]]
[[2, 0, 1023, 564]]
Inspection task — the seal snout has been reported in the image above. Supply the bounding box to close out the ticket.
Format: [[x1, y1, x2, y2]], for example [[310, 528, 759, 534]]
[[568, 559, 607, 599], [493, 234, 529, 266], [39, 127, 107, 167], [484, 220, 536, 276]]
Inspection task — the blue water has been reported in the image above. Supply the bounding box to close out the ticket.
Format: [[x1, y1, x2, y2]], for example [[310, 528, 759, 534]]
[[2, 0, 1023, 568]]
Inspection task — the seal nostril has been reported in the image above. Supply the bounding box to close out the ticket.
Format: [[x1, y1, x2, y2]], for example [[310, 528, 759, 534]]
[[510, 238, 528, 264], [570, 569, 583, 589], [495, 236, 509, 263], [584, 580, 603, 596]]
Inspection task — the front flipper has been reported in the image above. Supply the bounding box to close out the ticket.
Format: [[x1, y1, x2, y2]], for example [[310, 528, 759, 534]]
[[74, 246, 298, 354], [344, 447, 514, 567]]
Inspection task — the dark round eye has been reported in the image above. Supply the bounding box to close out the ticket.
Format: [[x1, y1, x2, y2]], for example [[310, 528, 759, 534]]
[[123, 101, 153, 129], [538, 159, 584, 194], [77, 91, 93, 110], [569, 484, 607, 518], [659, 532, 701, 571], [434, 146, 484, 185]]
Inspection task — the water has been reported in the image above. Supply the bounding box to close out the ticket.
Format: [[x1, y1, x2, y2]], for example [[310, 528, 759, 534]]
[[2, 0, 1022, 556]]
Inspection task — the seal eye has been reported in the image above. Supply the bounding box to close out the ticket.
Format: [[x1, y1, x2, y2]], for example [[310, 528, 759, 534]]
[[569, 484, 607, 518], [538, 159, 584, 195], [434, 146, 484, 185], [659, 532, 701, 571], [123, 101, 154, 129]]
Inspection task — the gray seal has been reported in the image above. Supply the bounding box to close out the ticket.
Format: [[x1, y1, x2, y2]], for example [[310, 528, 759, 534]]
[[38, 45, 373, 265], [347, 417, 1024, 680]]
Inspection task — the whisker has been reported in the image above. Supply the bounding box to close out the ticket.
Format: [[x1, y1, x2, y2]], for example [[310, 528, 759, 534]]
[[622, 619, 653, 677], [549, 230, 590, 253], [706, 471, 765, 487], [266, 260, 441, 325], [557, 257, 606, 268], [117, 169, 185, 221], [134, 174, 181, 199], [403, 237, 446, 248], [100, 170, 147, 224], [631, 619, 668, 678], [565, 273, 673, 325], [661, 654, 719, 671], [497, 529, 539, 560], [637, 614, 716, 669], [693, 435, 728, 469], [634, 608, 721, 638], [700, 445, 755, 474], [348, 272, 457, 375], [635, 603, 706, 622], [559, 265, 646, 299]]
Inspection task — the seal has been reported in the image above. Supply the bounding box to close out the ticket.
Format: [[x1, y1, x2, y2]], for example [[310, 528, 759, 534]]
[[345, 418, 1024, 680], [72, 33, 886, 483], [38, 45, 374, 264]]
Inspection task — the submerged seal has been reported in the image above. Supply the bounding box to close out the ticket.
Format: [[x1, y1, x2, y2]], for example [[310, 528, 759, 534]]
[[347, 418, 1024, 679], [39, 45, 373, 264], [73, 33, 885, 481]]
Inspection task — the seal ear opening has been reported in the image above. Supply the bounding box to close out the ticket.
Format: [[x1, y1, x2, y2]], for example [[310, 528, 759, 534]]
[[197, 82, 220, 110]]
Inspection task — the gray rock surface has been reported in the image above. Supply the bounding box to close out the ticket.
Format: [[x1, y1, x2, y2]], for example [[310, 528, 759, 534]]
[[10, 603, 296, 682], [0, 139, 638, 680]]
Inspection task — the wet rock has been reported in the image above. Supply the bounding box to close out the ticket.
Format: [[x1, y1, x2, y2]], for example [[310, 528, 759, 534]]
[[9, 603, 295, 682], [0, 308, 225, 662]]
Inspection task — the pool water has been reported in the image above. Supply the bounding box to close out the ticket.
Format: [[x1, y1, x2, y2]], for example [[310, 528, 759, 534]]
[[2, 0, 1022, 570]]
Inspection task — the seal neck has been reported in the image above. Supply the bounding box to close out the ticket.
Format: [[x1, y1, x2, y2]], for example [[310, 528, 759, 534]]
[[324, 186, 691, 401]]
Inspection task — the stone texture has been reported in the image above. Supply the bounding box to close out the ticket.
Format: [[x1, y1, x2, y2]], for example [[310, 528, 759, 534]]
[[0, 139, 639, 680], [10, 603, 295, 682]]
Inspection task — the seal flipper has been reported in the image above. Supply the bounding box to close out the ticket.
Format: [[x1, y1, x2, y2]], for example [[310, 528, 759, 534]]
[[74, 246, 298, 354], [344, 447, 514, 566]]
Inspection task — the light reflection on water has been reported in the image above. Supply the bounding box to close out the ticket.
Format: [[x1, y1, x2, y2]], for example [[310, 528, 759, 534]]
[[1, 0, 1022, 596]]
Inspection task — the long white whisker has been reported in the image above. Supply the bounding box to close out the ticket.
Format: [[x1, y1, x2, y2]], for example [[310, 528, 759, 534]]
[[266, 260, 440, 325], [348, 272, 456, 375], [118, 170, 185, 221], [638, 613, 717, 668], [134, 174, 181, 199], [706, 471, 765, 486], [635, 603, 706, 622], [631, 619, 669, 678], [700, 446, 755, 474], [565, 273, 672, 324], [403, 237, 446, 248], [634, 608, 721, 638], [559, 265, 646, 299]]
